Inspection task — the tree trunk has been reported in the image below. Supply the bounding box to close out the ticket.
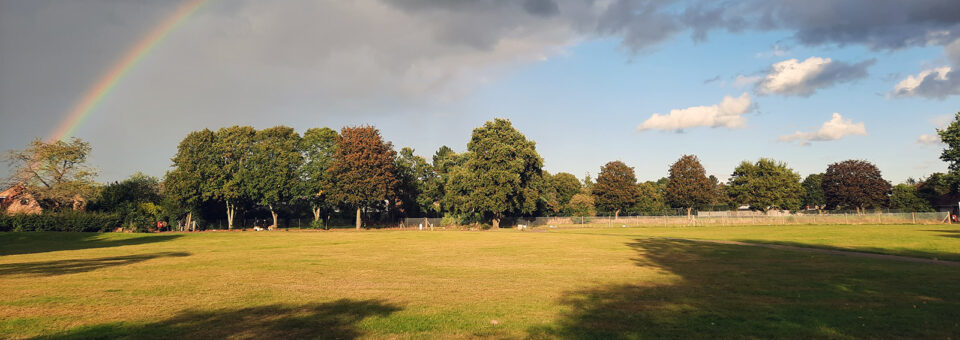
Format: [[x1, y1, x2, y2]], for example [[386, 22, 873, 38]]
[[614, 209, 620, 220], [492, 218, 500, 230], [269, 204, 278, 227], [355, 207, 362, 230], [312, 206, 321, 222], [686, 207, 693, 218], [226, 201, 235, 230], [185, 212, 192, 232]]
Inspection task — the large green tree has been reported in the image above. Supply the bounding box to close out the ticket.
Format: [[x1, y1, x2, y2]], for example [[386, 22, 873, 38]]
[[243, 126, 303, 227], [937, 111, 960, 171], [458, 119, 543, 229], [565, 193, 596, 217], [551, 172, 582, 209], [822, 160, 891, 213], [165, 129, 218, 228], [727, 158, 803, 212], [889, 183, 934, 212], [592, 161, 640, 218], [665, 155, 713, 216], [801, 173, 826, 211], [212, 126, 256, 229], [299, 127, 339, 227], [327, 126, 399, 229], [395, 147, 434, 219], [5, 137, 99, 210], [916, 172, 960, 208], [635, 181, 667, 214]]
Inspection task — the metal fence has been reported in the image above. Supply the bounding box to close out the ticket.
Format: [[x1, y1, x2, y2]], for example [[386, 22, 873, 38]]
[[403, 212, 950, 228]]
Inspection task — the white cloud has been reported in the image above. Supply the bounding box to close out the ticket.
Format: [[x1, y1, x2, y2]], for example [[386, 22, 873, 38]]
[[755, 57, 874, 96], [637, 93, 752, 132], [779, 113, 867, 145], [917, 134, 942, 145], [890, 66, 960, 99]]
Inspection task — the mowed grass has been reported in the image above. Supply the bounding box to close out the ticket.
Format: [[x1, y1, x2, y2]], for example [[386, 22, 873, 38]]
[[554, 224, 960, 261], [0, 225, 956, 339]]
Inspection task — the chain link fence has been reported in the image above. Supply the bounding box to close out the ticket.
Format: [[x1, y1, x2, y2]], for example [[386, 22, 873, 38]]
[[404, 212, 950, 228]]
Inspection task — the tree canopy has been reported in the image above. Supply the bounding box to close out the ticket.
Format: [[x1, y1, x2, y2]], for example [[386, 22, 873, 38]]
[[727, 158, 803, 212], [665, 155, 713, 216], [801, 173, 825, 210], [937, 111, 960, 171], [459, 119, 543, 228], [822, 160, 891, 212], [326, 126, 398, 229], [5, 137, 98, 210], [592, 161, 640, 218]]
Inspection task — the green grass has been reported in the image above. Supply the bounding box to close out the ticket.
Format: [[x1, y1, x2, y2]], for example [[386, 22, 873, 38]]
[[554, 224, 960, 261], [0, 225, 957, 339]]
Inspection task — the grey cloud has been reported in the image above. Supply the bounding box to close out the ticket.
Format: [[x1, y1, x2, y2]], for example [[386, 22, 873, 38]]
[[523, 0, 559, 17], [755, 58, 875, 97]]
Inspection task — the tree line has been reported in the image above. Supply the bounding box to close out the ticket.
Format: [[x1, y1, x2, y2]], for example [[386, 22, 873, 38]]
[[6, 113, 960, 230]]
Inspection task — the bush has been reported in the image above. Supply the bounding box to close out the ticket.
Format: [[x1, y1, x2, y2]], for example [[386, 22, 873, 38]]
[[0, 212, 121, 232]]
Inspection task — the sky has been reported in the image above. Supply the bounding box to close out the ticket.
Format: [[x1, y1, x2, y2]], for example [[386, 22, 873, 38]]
[[1, 0, 959, 184]]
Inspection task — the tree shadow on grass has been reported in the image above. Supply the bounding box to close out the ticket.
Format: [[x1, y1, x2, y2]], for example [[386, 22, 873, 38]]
[[0, 252, 190, 277], [40, 299, 401, 340], [529, 238, 960, 339], [923, 229, 960, 239], [732, 238, 960, 262], [0, 233, 183, 256]]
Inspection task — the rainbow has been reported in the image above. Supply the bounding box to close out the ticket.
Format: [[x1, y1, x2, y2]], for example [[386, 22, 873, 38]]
[[49, 0, 210, 141]]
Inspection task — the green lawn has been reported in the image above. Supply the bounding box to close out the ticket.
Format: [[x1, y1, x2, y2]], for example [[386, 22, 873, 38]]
[[0, 225, 958, 339]]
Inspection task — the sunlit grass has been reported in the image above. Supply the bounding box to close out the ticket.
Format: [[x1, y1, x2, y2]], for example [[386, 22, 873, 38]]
[[0, 225, 957, 338]]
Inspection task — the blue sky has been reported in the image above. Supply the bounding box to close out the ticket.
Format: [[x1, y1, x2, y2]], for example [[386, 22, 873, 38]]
[[1, 0, 959, 184]]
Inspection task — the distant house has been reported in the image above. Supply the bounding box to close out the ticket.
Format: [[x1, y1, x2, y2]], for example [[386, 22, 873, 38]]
[[0, 184, 42, 215]]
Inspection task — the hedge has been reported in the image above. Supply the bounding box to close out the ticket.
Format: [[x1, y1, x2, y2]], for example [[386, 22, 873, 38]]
[[0, 212, 121, 232]]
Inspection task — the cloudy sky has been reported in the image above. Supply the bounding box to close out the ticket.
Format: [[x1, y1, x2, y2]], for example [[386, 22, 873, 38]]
[[1, 0, 959, 183]]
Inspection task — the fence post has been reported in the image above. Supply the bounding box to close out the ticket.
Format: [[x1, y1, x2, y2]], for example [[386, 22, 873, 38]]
[[912, 212, 916, 224]]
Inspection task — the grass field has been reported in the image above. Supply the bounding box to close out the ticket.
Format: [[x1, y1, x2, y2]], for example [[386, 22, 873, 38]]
[[1, 224, 958, 339]]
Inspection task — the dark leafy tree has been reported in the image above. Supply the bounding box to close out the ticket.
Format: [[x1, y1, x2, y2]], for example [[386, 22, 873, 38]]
[[822, 160, 891, 213], [592, 161, 640, 218], [635, 181, 666, 214], [937, 111, 960, 171], [244, 126, 303, 227], [801, 173, 826, 211], [327, 126, 399, 229], [212, 126, 256, 229], [665, 155, 713, 216], [457, 119, 543, 229], [727, 158, 803, 212], [916, 172, 960, 208], [395, 147, 434, 219], [889, 183, 934, 212], [165, 129, 218, 229], [551, 172, 582, 208], [299, 127, 339, 228]]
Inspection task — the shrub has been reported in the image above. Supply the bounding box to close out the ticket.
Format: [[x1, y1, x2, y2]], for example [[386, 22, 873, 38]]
[[0, 211, 121, 232]]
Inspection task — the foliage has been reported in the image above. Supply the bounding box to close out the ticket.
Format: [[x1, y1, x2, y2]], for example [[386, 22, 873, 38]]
[[394, 147, 434, 218], [592, 161, 640, 217], [299, 127, 339, 225], [326, 126, 399, 228], [727, 158, 803, 211], [164, 129, 218, 223], [822, 160, 891, 211], [635, 181, 667, 213], [455, 119, 544, 227], [90, 172, 162, 212], [551, 172, 582, 208], [565, 193, 597, 217], [4, 138, 99, 210], [212, 126, 257, 228], [889, 183, 934, 212], [801, 173, 825, 209], [664, 155, 712, 215], [243, 126, 304, 226], [916, 172, 960, 208], [936, 111, 960, 171], [0, 211, 120, 232]]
